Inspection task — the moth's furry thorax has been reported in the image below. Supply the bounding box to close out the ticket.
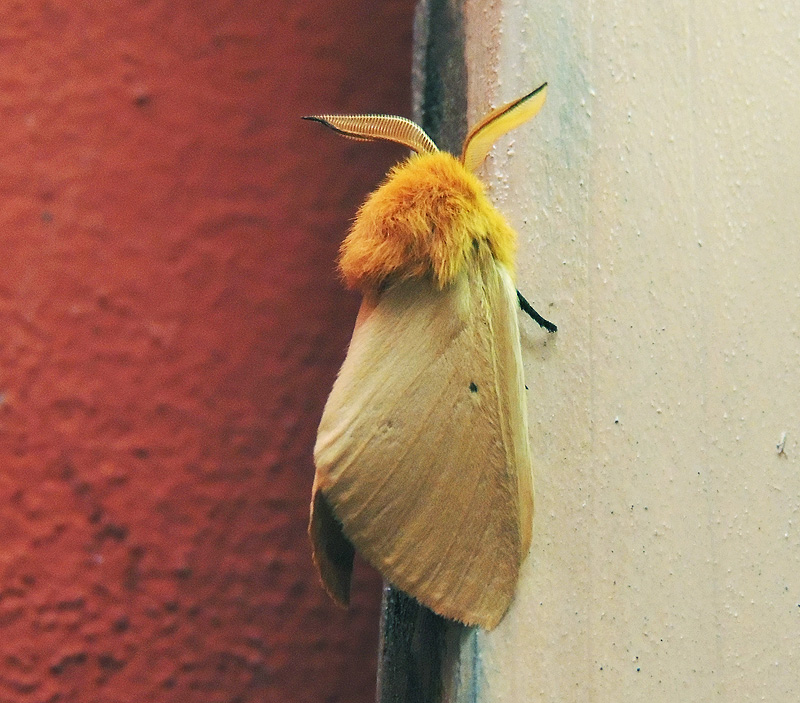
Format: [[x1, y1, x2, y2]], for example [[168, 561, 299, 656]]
[[339, 151, 516, 291]]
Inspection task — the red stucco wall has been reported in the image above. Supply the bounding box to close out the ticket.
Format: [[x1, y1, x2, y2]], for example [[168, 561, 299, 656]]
[[0, 2, 415, 701]]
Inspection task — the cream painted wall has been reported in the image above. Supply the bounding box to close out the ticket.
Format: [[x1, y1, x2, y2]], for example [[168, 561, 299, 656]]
[[453, 1, 800, 700]]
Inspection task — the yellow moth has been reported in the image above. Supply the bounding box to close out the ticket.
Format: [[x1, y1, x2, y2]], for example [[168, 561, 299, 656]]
[[306, 84, 554, 630]]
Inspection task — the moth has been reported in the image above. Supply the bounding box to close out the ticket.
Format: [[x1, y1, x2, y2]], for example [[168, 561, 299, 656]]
[[306, 84, 554, 630]]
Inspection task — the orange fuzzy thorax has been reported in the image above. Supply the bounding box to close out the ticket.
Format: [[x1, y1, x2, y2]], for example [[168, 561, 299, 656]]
[[339, 151, 517, 291]]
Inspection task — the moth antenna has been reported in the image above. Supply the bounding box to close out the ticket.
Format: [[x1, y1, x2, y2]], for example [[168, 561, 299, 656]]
[[303, 114, 439, 154], [461, 83, 547, 172]]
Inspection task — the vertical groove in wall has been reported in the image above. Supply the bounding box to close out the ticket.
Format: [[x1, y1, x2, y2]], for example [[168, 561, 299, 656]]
[[412, 0, 467, 151], [376, 1, 470, 701]]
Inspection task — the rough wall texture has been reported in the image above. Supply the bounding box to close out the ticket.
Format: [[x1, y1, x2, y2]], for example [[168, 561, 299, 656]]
[[0, 2, 415, 701]]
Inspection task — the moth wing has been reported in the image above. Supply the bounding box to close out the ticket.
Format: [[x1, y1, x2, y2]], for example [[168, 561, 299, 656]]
[[311, 253, 532, 629]]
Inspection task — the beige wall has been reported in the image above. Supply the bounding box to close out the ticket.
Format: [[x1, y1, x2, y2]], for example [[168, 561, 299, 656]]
[[456, 1, 800, 700]]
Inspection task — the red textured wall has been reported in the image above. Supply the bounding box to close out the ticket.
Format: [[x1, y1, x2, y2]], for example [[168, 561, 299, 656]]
[[0, 2, 415, 701]]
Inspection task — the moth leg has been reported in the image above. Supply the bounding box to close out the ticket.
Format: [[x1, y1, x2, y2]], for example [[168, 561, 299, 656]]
[[517, 290, 557, 333]]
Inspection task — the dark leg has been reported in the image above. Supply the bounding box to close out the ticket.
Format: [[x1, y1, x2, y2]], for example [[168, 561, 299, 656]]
[[517, 290, 557, 332]]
